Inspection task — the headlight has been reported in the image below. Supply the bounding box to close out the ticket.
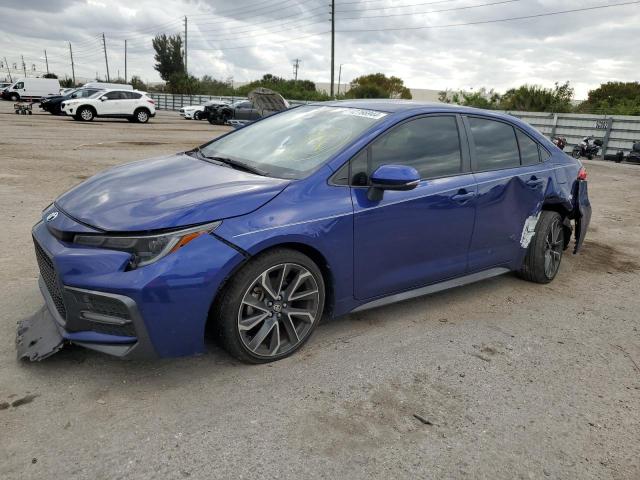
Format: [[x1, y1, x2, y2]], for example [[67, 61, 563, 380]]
[[74, 221, 221, 269]]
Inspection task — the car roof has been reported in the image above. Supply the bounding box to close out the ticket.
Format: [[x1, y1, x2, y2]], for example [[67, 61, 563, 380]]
[[311, 99, 525, 125]]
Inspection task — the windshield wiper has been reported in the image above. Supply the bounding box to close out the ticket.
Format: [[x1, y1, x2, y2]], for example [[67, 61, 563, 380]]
[[198, 151, 268, 176]]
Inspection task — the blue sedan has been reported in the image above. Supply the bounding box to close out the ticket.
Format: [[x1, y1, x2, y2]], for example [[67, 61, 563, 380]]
[[18, 100, 591, 363]]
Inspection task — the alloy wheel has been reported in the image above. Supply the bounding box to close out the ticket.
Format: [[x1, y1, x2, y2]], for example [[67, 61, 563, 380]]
[[544, 218, 563, 278], [137, 110, 149, 123], [237, 263, 320, 358], [80, 108, 93, 121]]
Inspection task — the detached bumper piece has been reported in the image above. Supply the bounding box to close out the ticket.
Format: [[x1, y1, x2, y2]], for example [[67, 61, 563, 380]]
[[16, 307, 64, 361]]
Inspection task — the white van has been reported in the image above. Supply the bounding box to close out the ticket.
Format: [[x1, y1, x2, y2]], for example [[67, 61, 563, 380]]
[[82, 82, 133, 91], [1, 78, 61, 102]]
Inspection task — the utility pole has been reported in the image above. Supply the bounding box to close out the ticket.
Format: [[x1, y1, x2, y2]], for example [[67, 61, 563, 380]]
[[44, 49, 49, 74], [68, 42, 76, 85], [184, 16, 188, 74], [124, 39, 127, 83], [292, 58, 300, 81], [337, 63, 343, 96], [21, 55, 27, 77], [102, 33, 110, 81], [4, 57, 12, 82], [330, 0, 335, 97]]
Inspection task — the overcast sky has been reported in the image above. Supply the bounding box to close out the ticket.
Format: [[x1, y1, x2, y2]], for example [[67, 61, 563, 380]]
[[0, 0, 638, 98]]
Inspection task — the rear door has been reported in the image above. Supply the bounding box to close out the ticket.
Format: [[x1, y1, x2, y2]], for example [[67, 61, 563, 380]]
[[99, 91, 126, 115], [464, 116, 551, 271], [351, 114, 477, 300]]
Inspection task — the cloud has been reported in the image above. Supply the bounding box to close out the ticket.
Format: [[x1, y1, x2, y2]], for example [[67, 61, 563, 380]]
[[0, 0, 637, 98]]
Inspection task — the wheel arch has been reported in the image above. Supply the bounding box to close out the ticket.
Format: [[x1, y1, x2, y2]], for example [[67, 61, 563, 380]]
[[206, 240, 335, 338], [77, 104, 97, 115], [541, 200, 572, 249]]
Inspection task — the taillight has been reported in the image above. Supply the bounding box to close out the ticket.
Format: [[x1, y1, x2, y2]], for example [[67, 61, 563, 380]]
[[147, 99, 155, 104], [577, 167, 587, 181]]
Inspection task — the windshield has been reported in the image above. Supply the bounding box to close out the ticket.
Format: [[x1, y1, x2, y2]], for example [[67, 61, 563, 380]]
[[200, 105, 387, 179]]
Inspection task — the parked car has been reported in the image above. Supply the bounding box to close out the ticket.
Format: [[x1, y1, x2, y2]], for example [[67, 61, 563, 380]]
[[627, 141, 640, 164], [60, 89, 156, 122], [205, 88, 289, 125], [180, 100, 228, 120], [1, 77, 61, 102], [18, 100, 591, 363], [0, 81, 11, 92], [40, 87, 104, 115]]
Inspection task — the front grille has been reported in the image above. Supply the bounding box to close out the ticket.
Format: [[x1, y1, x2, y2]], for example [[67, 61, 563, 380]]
[[33, 237, 67, 319]]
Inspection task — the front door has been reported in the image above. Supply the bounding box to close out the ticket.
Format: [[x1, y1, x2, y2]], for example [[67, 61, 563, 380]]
[[351, 115, 477, 300]]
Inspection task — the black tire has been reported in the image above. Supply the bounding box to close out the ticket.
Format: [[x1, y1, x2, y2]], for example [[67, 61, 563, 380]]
[[77, 106, 94, 121], [9, 93, 19, 102], [134, 108, 150, 123], [518, 211, 565, 284], [587, 154, 593, 160], [213, 248, 325, 364], [571, 149, 581, 159], [193, 110, 202, 120]]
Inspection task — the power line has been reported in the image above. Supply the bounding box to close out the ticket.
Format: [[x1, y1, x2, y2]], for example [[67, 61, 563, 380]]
[[339, 0, 524, 20], [337, 0, 640, 33]]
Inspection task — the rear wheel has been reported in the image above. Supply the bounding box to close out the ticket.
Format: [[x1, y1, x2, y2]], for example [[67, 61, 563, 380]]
[[518, 211, 564, 284], [214, 249, 325, 363], [77, 106, 94, 121], [134, 108, 150, 123], [193, 110, 202, 120]]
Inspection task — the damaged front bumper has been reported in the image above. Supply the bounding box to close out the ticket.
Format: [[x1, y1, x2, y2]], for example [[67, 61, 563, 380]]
[[16, 277, 156, 361]]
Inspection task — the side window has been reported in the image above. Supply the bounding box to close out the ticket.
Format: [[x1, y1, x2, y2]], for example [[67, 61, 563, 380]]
[[104, 91, 120, 100], [539, 146, 551, 161], [367, 116, 462, 181], [516, 130, 540, 166], [15, 82, 24, 89], [468, 117, 520, 170], [128, 92, 142, 99], [351, 149, 369, 186]]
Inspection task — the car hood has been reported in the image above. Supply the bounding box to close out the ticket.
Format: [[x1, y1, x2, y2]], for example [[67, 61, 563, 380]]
[[248, 88, 290, 114], [55, 153, 290, 232]]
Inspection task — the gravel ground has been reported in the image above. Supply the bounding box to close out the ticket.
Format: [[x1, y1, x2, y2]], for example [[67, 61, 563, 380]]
[[1, 102, 639, 480]]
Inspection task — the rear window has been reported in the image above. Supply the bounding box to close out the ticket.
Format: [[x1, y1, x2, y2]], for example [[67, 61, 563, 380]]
[[468, 117, 520, 171], [516, 130, 540, 166]]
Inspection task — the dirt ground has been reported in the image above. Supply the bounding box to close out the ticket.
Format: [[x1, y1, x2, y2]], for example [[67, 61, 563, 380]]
[[1, 102, 639, 480]]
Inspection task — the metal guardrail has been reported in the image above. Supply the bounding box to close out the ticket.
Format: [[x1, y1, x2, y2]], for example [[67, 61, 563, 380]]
[[505, 111, 640, 156]]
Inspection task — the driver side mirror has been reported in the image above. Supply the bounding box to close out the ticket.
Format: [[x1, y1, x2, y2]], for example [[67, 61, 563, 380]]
[[367, 164, 420, 201], [100, 96, 107, 101]]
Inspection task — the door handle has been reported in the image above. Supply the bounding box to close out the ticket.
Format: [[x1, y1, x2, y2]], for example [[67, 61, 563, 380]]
[[526, 177, 544, 188], [451, 191, 476, 203]]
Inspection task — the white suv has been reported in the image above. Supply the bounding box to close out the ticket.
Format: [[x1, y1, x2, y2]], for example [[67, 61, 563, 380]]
[[61, 89, 156, 123]]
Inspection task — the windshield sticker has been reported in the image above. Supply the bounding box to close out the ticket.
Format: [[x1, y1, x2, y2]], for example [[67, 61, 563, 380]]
[[339, 108, 387, 120]]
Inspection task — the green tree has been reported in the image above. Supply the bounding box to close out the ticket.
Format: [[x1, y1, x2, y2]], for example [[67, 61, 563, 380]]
[[346, 73, 412, 99], [499, 82, 573, 112], [130, 75, 147, 91], [152, 34, 184, 82], [576, 82, 640, 115], [42, 73, 58, 79], [439, 88, 501, 109]]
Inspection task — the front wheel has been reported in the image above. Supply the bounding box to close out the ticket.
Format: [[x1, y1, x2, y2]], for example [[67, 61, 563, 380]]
[[9, 93, 19, 102], [214, 249, 325, 363], [518, 211, 565, 284], [193, 110, 202, 120], [77, 107, 94, 121], [571, 148, 581, 159]]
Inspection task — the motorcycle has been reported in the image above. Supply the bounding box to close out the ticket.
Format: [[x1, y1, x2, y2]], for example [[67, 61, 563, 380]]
[[552, 136, 567, 150], [572, 136, 603, 160], [626, 141, 640, 164]]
